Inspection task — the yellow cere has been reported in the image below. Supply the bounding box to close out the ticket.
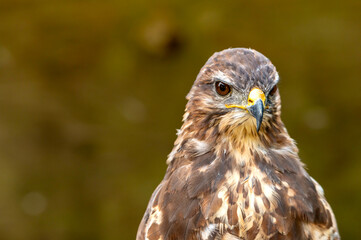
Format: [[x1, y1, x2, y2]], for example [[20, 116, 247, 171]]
[[248, 88, 266, 105], [225, 87, 267, 110]]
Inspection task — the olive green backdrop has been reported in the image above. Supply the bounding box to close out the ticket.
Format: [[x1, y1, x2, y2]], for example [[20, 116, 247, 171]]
[[0, 0, 360, 239]]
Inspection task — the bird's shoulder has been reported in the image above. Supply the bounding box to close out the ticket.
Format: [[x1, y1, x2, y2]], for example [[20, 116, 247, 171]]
[[137, 141, 339, 240]]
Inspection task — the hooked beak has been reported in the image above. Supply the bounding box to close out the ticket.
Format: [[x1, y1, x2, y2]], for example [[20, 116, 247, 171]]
[[247, 98, 264, 132], [247, 88, 265, 132], [225, 87, 266, 132]]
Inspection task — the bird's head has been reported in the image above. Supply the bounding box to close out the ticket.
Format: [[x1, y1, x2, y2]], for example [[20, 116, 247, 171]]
[[185, 48, 281, 141]]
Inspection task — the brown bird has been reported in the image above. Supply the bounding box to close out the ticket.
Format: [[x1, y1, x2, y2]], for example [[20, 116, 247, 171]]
[[137, 48, 340, 240]]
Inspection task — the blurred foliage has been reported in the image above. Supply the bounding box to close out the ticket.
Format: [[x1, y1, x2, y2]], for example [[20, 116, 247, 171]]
[[0, 0, 360, 239]]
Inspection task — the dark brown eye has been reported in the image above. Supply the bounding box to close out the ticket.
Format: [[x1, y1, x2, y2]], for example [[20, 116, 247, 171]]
[[215, 81, 231, 96], [269, 85, 278, 96]]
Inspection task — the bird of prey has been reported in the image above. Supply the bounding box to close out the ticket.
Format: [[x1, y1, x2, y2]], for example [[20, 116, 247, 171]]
[[137, 48, 340, 240]]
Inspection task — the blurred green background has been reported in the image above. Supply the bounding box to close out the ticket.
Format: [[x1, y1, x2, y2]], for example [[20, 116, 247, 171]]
[[0, 0, 360, 239]]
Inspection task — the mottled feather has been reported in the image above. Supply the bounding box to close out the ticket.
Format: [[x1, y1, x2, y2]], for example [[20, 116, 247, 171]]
[[137, 48, 339, 240]]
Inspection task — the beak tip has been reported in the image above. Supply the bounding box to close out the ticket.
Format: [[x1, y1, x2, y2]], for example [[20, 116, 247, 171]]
[[256, 123, 261, 132]]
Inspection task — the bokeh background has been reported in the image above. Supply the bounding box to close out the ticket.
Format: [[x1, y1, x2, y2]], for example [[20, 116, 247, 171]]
[[0, 0, 360, 239]]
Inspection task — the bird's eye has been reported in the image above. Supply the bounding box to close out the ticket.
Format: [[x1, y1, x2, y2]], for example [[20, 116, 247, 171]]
[[269, 85, 278, 96], [215, 81, 231, 96]]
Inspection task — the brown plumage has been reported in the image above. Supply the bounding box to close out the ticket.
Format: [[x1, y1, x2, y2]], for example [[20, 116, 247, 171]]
[[137, 48, 340, 240]]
